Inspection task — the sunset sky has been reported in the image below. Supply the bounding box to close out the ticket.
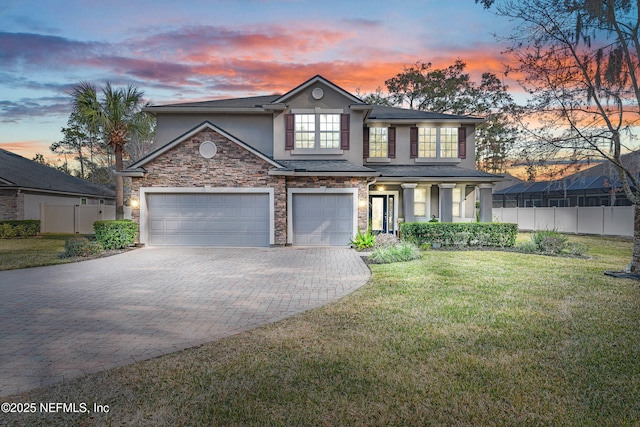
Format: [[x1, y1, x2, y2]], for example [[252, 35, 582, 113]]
[[1, 0, 515, 162]]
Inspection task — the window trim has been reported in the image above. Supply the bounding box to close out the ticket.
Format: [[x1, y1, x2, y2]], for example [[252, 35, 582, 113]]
[[287, 109, 347, 154], [409, 124, 467, 163]]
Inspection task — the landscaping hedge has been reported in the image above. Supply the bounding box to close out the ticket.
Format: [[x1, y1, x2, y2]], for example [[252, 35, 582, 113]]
[[400, 222, 518, 248], [0, 220, 40, 238], [93, 220, 138, 249]]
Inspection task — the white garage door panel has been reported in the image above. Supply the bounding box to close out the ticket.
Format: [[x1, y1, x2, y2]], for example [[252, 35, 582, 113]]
[[292, 193, 354, 246], [147, 193, 269, 246]]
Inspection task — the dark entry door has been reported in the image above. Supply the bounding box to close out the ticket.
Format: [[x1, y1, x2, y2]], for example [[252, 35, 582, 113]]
[[369, 195, 394, 233]]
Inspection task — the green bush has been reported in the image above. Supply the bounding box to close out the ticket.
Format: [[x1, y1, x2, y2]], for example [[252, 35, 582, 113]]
[[369, 241, 422, 264], [350, 228, 375, 251], [530, 229, 568, 254], [517, 230, 588, 256], [0, 220, 40, 238], [61, 237, 104, 258], [400, 222, 518, 248], [94, 220, 138, 249]]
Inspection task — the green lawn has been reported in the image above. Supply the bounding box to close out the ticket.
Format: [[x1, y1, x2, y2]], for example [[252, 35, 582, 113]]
[[0, 234, 78, 270], [1, 235, 639, 426]]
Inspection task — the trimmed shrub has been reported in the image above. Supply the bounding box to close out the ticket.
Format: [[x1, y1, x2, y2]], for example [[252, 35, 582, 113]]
[[400, 222, 518, 248], [369, 241, 422, 264], [94, 220, 138, 250], [0, 220, 40, 238], [61, 237, 104, 258]]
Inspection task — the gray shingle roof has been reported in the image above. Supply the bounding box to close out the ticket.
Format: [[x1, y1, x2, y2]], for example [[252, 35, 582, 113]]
[[368, 105, 483, 122], [146, 95, 280, 111], [276, 160, 377, 173], [370, 164, 501, 179], [0, 148, 115, 197]]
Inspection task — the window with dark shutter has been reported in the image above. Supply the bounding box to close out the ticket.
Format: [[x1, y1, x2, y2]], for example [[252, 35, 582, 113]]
[[340, 113, 350, 150], [458, 126, 467, 159], [410, 127, 419, 158], [285, 114, 295, 150], [388, 127, 396, 159], [363, 127, 369, 159]]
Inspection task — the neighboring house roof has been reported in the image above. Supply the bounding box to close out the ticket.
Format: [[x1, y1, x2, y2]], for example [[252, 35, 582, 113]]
[[0, 148, 114, 198], [371, 165, 501, 181], [494, 175, 627, 196]]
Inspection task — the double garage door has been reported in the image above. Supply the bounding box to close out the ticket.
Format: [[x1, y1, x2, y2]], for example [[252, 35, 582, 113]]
[[147, 193, 270, 246], [145, 192, 354, 247]]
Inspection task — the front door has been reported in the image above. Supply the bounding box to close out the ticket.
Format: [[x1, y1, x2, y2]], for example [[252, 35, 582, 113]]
[[369, 195, 394, 233]]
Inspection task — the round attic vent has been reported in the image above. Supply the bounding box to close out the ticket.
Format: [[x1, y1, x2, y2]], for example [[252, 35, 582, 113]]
[[199, 141, 217, 159], [312, 87, 324, 100]]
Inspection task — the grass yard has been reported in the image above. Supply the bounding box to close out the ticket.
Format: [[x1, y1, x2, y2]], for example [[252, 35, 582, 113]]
[[1, 235, 639, 426], [0, 234, 78, 270]]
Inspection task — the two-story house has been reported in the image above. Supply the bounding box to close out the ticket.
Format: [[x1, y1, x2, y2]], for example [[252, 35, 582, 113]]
[[122, 75, 501, 246]]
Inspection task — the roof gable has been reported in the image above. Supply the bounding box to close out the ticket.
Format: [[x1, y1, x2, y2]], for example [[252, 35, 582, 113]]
[[126, 121, 283, 170], [271, 75, 365, 105]]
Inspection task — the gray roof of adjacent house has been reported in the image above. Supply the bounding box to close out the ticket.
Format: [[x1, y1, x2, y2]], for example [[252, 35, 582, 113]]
[[494, 175, 628, 196], [371, 165, 501, 180], [0, 148, 115, 198]]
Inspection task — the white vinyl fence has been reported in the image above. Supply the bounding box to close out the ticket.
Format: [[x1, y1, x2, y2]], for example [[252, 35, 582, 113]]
[[493, 206, 633, 237], [40, 204, 132, 234]]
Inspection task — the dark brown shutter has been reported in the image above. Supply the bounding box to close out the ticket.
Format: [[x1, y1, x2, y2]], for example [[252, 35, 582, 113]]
[[363, 127, 369, 159], [410, 127, 419, 158], [285, 113, 295, 150], [340, 113, 350, 150], [388, 127, 396, 158], [458, 126, 467, 159]]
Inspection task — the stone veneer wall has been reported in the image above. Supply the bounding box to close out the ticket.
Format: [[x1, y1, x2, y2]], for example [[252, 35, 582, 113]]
[[130, 128, 374, 245], [285, 176, 371, 232], [129, 129, 288, 245], [0, 190, 23, 220]]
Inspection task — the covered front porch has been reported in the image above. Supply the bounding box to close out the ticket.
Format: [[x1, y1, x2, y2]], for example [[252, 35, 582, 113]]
[[366, 165, 501, 234]]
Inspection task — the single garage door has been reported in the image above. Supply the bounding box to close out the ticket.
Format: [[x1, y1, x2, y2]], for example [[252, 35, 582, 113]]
[[292, 193, 354, 246], [147, 193, 270, 246]]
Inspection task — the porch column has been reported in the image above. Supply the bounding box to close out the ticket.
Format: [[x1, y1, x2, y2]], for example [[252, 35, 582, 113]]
[[438, 183, 456, 222], [401, 183, 417, 223], [478, 183, 494, 223], [425, 184, 432, 219]]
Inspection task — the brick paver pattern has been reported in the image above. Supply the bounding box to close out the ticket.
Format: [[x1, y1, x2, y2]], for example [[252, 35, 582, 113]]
[[0, 247, 370, 397]]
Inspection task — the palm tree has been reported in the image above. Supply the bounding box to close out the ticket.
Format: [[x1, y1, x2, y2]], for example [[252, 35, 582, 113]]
[[71, 82, 152, 219]]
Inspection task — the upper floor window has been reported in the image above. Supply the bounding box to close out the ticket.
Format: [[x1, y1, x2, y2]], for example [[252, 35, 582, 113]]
[[417, 128, 437, 158], [412, 126, 466, 159], [440, 128, 458, 158], [285, 111, 349, 152], [319, 114, 340, 149], [363, 126, 396, 159], [295, 114, 316, 149], [417, 127, 458, 158], [369, 128, 388, 158]]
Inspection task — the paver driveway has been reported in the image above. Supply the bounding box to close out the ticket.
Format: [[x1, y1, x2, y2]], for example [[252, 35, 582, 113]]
[[0, 247, 370, 397]]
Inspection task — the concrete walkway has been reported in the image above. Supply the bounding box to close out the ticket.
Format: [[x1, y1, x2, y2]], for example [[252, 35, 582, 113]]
[[0, 247, 370, 397]]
